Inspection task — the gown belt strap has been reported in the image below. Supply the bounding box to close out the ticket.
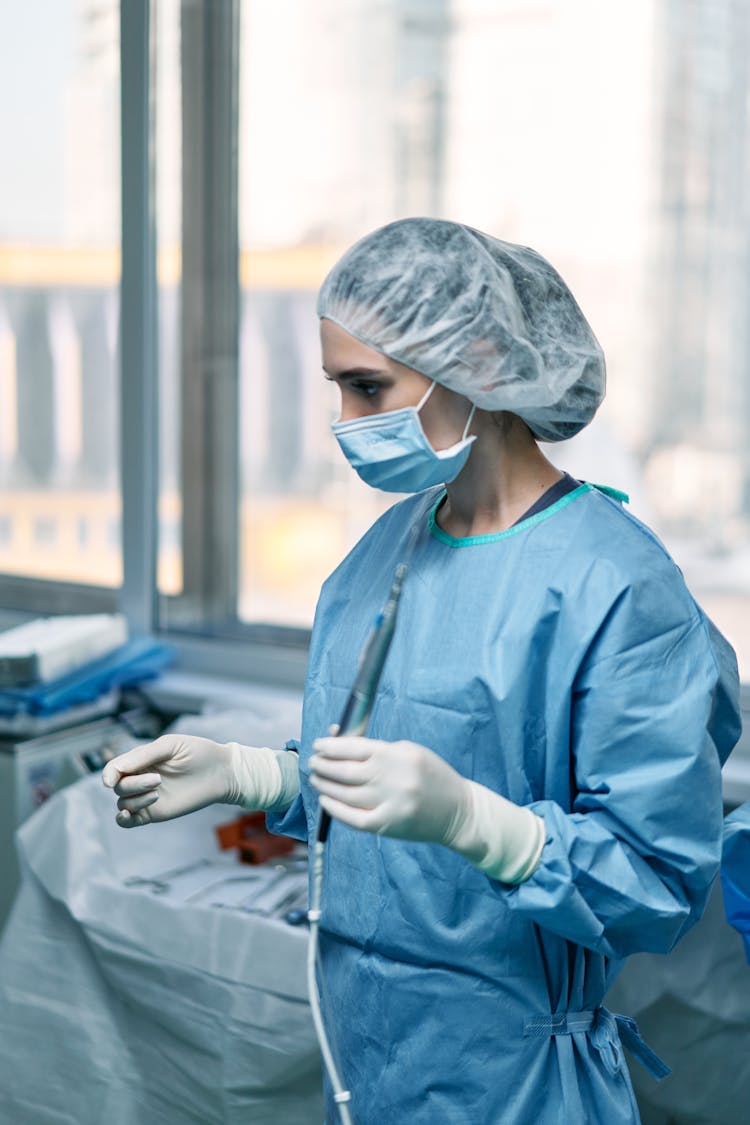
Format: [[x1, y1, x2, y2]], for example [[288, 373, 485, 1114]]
[[523, 1005, 671, 1081]]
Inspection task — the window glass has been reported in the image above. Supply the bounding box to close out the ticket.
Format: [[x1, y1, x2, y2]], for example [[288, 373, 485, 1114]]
[[236, 0, 448, 627], [244, 1, 750, 677], [154, 0, 749, 677], [0, 1, 121, 588]]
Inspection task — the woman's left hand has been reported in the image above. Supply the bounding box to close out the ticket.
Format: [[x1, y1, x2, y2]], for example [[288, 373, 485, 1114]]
[[310, 735, 470, 843]]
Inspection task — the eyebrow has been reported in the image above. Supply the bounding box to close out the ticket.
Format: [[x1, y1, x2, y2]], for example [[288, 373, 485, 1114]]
[[322, 365, 387, 380]]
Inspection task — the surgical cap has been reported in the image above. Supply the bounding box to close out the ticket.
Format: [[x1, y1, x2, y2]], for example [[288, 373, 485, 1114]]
[[317, 218, 605, 441]]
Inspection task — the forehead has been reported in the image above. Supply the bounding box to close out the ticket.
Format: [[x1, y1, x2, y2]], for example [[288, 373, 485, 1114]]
[[319, 317, 436, 398], [319, 318, 386, 369]]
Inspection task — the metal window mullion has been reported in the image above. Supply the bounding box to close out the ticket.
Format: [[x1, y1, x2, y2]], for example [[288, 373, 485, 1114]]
[[176, 0, 240, 629], [119, 0, 158, 637]]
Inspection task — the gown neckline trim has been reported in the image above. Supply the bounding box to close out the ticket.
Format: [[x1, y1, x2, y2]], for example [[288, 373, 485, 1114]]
[[427, 482, 594, 547]]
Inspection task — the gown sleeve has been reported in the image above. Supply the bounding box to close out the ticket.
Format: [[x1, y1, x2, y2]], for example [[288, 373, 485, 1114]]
[[265, 739, 309, 842], [507, 574, 741, 961]]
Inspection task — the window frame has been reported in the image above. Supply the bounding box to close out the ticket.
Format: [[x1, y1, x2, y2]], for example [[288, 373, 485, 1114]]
[[124, 0, 310, 684], [119, 0, 158, 638], [0, 575, 118, 618], [0, 1, 749, 728], [0, 0, 310, 690]]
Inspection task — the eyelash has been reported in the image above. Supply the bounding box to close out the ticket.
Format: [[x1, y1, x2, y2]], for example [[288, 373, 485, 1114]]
[[324, 375, 382, 399]]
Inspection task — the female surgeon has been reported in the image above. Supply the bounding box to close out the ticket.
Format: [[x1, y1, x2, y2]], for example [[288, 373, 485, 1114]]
[[104, 219, 741, 1125]]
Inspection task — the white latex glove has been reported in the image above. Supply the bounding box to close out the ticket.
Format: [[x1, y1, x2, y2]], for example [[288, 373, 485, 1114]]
[[310, 735, 545, 884], [102, 734, 299, 829]]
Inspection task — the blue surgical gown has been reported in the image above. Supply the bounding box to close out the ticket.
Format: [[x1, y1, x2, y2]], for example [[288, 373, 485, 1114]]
[[268, 482, 741, 1125]]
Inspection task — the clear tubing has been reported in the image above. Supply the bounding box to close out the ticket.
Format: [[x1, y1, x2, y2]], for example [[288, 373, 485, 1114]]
[[307, 841, 353, 1125]]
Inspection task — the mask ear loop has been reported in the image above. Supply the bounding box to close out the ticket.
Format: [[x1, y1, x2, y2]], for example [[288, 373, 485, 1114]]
[[462, 403, 477, 441], [416, 380, 438, 411], [417, 382, 476, 441]]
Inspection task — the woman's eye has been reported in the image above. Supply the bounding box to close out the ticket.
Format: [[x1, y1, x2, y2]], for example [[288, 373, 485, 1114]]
[[352, 380, 380, 398]]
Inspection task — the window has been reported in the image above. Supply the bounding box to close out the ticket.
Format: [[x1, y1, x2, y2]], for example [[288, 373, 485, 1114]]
[[33, 519, 58, 548], [149, 0, 750, 680], [2, 1, 749, 689], [0, 0, 121, 594]]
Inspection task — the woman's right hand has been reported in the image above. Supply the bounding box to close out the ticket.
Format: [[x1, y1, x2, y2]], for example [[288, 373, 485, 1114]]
[[101, 734, 235, 828]]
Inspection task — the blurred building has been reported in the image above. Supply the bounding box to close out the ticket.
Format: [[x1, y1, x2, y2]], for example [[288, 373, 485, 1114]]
[[644, 0, 750, 536], [64, 0, 120, 246], [1, 0, 750, 553]]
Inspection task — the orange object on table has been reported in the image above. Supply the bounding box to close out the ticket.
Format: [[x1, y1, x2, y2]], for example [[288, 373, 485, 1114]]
[[215, 811, 297, 865]]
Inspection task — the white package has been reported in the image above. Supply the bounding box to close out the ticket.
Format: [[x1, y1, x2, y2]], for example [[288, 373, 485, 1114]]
[[0, 614, 128, 686]]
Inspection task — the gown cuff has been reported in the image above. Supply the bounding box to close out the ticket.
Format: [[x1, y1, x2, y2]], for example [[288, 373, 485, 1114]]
[[228, 744, 300, 813]]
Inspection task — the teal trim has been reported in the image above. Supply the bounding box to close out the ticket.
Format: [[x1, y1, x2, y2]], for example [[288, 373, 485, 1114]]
[[428, 483, 594, 547], [591, 483, 629, 504]]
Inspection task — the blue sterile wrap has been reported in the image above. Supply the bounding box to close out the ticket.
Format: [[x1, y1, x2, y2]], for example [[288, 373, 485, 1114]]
[[0, 638, 174, 716], [722, 801, 750, 965]]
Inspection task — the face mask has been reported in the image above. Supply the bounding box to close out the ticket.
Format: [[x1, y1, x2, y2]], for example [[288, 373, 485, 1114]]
[[331, 382, 477, 493]]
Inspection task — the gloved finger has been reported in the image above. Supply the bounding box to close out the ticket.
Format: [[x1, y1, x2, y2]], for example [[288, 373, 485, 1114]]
[[117, 791, 160, 815], [318, 794, 384, 833], [311, 773, 378, 808], [309, 754, 371, 785], [102, 740, 175, 788], [116, 808, 150, 829], [112, 773, 162, 798], [313, 736, 380, 761]]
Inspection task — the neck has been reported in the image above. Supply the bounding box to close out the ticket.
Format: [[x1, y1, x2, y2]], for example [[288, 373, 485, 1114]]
[[439, 413, 563, 537]]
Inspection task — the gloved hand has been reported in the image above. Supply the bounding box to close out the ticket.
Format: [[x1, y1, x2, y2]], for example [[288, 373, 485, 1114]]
[[102, 734, 299, 829], [310, 735, 545, 884]]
